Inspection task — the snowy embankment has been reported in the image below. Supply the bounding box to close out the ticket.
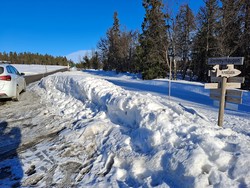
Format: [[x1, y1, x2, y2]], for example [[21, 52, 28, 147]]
[[32, 71, 250, 187]]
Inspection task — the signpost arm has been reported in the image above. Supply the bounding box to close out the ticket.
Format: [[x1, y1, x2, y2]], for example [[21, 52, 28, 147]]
[[218, 77, 227, 127]]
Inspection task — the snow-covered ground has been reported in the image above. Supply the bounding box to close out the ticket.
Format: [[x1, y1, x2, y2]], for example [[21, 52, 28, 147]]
[[1, 67, 250, 187], [12, 64, 67, 75]]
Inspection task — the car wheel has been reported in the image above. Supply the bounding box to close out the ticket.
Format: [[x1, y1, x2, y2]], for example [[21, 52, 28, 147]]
[[13, 86, 20, 101]]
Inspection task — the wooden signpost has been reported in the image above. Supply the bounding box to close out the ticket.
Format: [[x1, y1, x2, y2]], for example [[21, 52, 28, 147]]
[[210, 76, 245, 83], [208, 57, 244, 65], [205, 57, 244, 127]]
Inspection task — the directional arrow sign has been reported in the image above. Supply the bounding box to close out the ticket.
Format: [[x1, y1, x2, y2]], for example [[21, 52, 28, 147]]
[[208, 57, 244, 65], [220, 66, 241, 78], [213, 64, 241, 78]]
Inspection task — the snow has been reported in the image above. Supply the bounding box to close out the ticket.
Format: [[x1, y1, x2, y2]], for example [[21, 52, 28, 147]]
[[1, 67, 250, 187], [12, 64, 67, 75]]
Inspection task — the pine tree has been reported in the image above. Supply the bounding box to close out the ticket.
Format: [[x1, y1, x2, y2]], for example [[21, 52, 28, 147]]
[[192, 0, 220, 82], [241, 0, 250, 88], [83, 55, 91, 69], [218, 0, 242, 56], [97, 37, 109, 70], [107, 11, 121, 71], [166, 14, 178, 80], [117, 30, 139, 73], [140, 0, 169, 80], [92, 51, 100, 70], [175, 4, 196, 80], [97, 12, 122, 72], [128, 31, 140, 73], [98, 12, 139, 73]]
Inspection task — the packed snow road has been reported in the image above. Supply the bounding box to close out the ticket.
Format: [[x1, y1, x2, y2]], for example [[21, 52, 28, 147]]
[[0, 86, 104, 187], [0, 70, 250, 187], [0, 89, 76, 187]]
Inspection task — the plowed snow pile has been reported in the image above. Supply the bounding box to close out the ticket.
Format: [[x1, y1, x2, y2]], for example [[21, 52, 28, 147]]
[[27, 71, 250, 187]]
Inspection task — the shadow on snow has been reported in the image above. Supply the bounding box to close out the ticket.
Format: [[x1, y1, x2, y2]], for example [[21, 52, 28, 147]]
[[0, 121, 23, 187]]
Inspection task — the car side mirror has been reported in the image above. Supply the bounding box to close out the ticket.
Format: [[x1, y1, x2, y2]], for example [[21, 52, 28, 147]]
[[20, 73, 25, 76]]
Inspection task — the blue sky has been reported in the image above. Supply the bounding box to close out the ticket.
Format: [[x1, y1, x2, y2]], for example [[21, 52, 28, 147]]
[[0, 0, 204, 57]]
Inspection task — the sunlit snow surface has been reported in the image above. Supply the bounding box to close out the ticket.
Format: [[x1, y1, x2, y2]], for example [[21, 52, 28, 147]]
[[1, 67, 250, 187], [12, 64, 67, 75], [31, 70, 250, 187]]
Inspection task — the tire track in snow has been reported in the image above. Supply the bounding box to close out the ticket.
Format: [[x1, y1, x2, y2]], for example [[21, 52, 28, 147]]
[[0, 89, 76, 187]]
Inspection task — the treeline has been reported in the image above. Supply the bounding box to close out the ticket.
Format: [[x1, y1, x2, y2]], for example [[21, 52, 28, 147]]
[[0, 52, 71, 66], [93, 0, 250, 89], [75, 51, 102, 70], [97, 12, 139, 74]]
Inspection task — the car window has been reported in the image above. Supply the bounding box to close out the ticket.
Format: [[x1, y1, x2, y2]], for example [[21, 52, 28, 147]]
[[7, 65, 20, 75], [0, 67, 3, 74], [10, 66, 20, 75], [6, 66, 13, 74]]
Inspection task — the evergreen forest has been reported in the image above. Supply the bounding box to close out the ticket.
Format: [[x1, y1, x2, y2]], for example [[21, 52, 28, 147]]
[[0, 52, 71, 66], [96, 0, 250, 89]]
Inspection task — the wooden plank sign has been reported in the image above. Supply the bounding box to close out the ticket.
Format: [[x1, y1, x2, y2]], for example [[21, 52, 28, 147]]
[[228, 77, 245, 83], [210, 89, 221, 95], [226, 90, 243, 97], [225, 103, 239, 111], [205, 82, 241, 89], [213, 101, 238, 111], [226, 96, 242, 104], [210, 89, 243, 97], [208, 57, 244, 65], [211, 77, 245, 83], [210, 89, 243, 103], [210, 93, 220, 100], [226, 83, 241, 89], [210, 91, 243, 104], [211, 77, 221, 83], [205, 83, 219, 89]]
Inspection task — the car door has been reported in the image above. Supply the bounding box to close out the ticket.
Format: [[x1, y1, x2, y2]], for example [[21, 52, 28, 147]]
[[8, 65, 22, 93], [13, 66, 25, 92], [5, 65, 18, 95], [0, 66, 5, 91]]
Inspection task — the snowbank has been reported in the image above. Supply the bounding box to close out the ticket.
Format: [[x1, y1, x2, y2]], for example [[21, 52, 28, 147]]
[[33, 71, 250, 187]]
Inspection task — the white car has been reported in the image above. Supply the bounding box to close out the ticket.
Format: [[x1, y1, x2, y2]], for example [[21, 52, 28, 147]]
[[0, 61, 26, 101]]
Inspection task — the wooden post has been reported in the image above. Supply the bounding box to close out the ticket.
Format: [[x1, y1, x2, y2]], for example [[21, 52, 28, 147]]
[[218, 77, 227, 127]]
